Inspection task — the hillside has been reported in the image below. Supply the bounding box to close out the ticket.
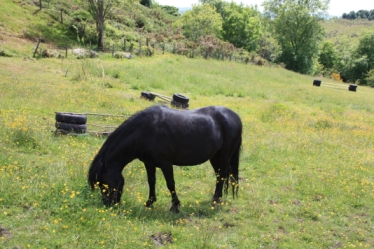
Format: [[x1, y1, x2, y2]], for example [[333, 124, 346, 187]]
[[321, 18, 374, 45], [0, 0, 177, 57]]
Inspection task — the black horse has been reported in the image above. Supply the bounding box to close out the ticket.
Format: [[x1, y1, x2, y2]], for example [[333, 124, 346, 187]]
[[88, 105, 242, 213]]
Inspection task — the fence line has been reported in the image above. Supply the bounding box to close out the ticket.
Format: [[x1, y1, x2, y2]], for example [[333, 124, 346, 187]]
[[32, 37, 267, 65]]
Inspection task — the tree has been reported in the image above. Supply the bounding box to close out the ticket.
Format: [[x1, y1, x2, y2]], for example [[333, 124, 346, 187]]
[[364, 69, 374, 87], [140, 0, 151, 7], [356, 29, 374, 70], [318, 41, 338, 69], [199, 0, 227, 17], [174, 4, 222, 42], [348, 11, 356, 20], [160, 5, 179, 16], [342, 29, 374, 84], [87, 0, 133, 50], [221, 2, 261, 51], [257, 32, 280, 62], [263, 0, 329, 74]]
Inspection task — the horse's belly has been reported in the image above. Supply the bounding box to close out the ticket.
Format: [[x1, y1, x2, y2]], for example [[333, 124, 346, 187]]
[[172, 146, 217, 166]]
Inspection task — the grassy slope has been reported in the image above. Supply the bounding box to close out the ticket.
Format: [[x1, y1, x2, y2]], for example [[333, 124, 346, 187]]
[[0, 54, 373, 248], [0, 0, 77, 57], [321, 18, 374, 45]]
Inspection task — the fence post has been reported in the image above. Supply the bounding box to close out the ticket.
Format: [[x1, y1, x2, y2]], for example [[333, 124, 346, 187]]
[[33, 38, 41, 58], [123, 39, 126, 52], [138, 40, 142, 57], [65, 42, 68, 58], [112, 44, 115, 57]]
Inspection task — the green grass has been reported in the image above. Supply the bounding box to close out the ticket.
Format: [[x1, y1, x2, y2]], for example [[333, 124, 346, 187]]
[[321, 18, 374, 45], [1, 54, 374, 248]]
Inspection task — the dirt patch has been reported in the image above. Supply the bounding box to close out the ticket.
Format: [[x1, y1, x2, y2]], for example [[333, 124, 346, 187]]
[[0, 226, 11, 238], [150, 232, 173, 246], [292, 199, 301, 206], [223, 222, 235, 228], [268, 200, 277, 205]]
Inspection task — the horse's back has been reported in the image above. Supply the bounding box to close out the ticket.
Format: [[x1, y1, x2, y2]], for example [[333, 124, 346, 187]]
[[136, 106, 241, 166]]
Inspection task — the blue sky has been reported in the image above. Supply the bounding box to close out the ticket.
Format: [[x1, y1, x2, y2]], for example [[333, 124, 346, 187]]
[[155, 0, 374, 17]]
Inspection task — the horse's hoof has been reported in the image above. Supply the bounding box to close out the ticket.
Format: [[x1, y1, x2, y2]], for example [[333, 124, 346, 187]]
[[211, 198, 223, 207], [169, 203, 180, 213], [145, 201, 154, 208], [145, 197, 157, 208], [170, 206, 180, 214]]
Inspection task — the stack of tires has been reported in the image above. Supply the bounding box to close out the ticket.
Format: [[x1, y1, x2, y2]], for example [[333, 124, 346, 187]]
[[171, 94, 189, 109], [55, 112, 87, 135]]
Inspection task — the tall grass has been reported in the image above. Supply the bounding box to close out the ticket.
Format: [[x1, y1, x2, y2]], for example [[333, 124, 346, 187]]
[[1, 54, 373, 248]]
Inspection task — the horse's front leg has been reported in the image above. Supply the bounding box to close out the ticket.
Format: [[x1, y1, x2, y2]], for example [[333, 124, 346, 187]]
[[160, 165, 180, 213], [144, 163, 157, 207]]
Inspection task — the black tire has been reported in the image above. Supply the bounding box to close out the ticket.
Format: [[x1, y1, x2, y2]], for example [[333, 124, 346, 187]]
[[141, 91, 156, 101], [54, 129, 70, 136], [348, 84, 357, 92], [55, 122, 87, 133], [172, 94, 189, 104], [56, 113, 87, 124], [171, 100, 189, 109], [313, 80, 321, 87]]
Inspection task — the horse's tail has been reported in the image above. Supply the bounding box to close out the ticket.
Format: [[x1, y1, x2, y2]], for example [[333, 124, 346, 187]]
[[88, 154, 103, 190], [229, 138, 241, 198]]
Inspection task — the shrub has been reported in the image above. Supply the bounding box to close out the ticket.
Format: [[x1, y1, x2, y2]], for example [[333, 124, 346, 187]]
[[365, 69, 374, 87], [331, 73, 343, 82]]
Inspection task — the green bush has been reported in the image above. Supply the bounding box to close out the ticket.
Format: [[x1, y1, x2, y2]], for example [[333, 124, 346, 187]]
[[365, 69, 374, 87]]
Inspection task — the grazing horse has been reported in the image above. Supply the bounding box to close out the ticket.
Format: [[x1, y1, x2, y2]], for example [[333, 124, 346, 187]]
[[88, 105, 242, 213]]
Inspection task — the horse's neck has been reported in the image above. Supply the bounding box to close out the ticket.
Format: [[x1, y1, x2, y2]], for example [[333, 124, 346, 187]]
[[105, 134, 136, 168]]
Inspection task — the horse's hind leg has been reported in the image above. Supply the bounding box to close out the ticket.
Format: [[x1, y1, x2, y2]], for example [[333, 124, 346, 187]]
[[210, 153, 230, 205], [160, 165, 180, 213], [144, 163, 157, 207]]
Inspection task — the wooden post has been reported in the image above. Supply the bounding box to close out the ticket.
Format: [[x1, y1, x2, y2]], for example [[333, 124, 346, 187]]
[[65, 42, 68, 58], [139, 40, 142, 57], [123, 39, 126, 52], [89, 41, 92, 51], [112, 44, 115, 57], [33, 38, 41, 58]]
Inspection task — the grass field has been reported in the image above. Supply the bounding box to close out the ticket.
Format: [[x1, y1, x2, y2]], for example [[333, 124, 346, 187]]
[[1, 53, 373, 248], [321, 18, 374, 45]]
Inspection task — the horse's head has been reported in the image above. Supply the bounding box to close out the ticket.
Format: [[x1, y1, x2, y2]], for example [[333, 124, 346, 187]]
[[99, 180, 124, 206], [97, 170, 125, 206]]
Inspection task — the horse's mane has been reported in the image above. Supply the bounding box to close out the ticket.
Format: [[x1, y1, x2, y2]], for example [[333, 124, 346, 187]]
[[88, 105, 166, 189]]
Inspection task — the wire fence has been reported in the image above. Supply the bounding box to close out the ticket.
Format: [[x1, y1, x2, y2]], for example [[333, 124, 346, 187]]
[[32, 37, 269, 66]]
